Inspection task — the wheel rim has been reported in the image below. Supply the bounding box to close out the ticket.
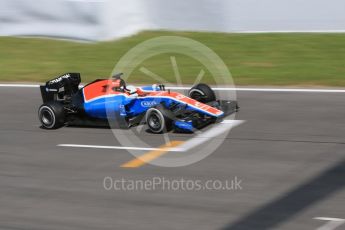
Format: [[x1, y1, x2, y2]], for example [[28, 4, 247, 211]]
[[40, 107, 55, 128], [148, 113, 162, 131]]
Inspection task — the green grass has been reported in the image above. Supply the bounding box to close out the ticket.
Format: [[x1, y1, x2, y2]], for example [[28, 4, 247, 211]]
[[1, 31, 345, 86]]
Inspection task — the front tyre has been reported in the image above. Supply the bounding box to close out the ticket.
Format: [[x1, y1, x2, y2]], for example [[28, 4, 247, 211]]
[[188, 83, 216, 103], [38, 102, 65, 129], [145, 106, 172, 133]]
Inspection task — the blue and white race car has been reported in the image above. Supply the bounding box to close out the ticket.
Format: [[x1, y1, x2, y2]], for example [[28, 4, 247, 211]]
[[38, 73, 238, 133]]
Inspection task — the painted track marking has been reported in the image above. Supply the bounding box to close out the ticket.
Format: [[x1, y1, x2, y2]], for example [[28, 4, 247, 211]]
[[167, 86, 345, 93], [57, 120, 245, 153], [58, 120, 244, 167], [0, 84, 39, 87], [173, 120, 245, 152], [314, 217, 345, 230], [120, 120, 244, 167], [58, 144, 161, 151], [121, 141, 184, 168]]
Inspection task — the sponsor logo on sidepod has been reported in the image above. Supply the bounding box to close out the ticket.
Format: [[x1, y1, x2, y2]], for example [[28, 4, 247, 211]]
[[141, 101, 157, 107]]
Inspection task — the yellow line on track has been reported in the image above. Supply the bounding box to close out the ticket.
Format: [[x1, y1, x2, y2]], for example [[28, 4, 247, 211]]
[[121, 141, 184, 168]]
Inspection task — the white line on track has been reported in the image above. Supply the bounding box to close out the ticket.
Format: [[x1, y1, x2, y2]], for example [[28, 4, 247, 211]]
[[167, 86, 345, 93], [57, 120, 245, 152], [0, 84, 39, 87], [1, 83, 345, 93], [57, 144, 160, 151], [173, 120, 245, 152], [314, 217, 345, 230]]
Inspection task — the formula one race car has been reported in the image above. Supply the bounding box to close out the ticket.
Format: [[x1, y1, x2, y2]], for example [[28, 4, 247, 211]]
[[38, 73, 238, 133]]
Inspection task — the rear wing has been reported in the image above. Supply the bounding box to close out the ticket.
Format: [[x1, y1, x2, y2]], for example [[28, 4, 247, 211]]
[[40, 73, 81, 103]]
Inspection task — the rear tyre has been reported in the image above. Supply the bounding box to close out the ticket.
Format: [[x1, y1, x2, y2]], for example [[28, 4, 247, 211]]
[[145, 106, 173, 133], [188, 83, 216, 103], [38, 102, 65, 129]]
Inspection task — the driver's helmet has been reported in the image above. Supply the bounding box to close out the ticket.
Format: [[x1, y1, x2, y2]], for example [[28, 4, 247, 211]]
[[111, 73, 126, 92], [126, 85, 138, 96], [111, 78, 126, 92]]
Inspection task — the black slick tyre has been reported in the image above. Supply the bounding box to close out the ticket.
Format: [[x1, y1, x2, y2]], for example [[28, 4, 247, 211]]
[[38, 102, 65, 129], [188, 83, 216, 103], [145, 106, 173, 133]]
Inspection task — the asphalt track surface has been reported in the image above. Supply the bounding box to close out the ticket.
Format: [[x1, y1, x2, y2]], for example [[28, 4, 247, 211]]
[[1, 87, 344, 230]]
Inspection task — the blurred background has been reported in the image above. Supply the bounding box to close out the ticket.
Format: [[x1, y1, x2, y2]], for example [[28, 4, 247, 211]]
[[2, 0, 345, 40], [1, 0, 345, 85]]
